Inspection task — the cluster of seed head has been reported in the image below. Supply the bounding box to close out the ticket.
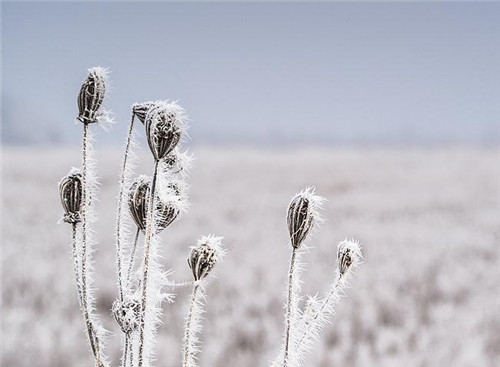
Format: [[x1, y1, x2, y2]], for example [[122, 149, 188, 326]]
[[111, 297, 141, 334], [187, 236, 223, 281], [76, 67, 108, 124], [287, 187, 324, 249], [128, 176, 180, 233], [59, 169, 83, 224]]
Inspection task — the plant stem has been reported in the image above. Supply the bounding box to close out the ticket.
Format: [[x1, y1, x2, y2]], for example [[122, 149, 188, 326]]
[[116, 112, 136, 301], [138, 160, 159, 367], [182, 283, 200, 367], [71, 223, 82, 305], [283, 246, 298, 367], [296, 272, 342, 349], [122, 335, 129, 367], [126, 227, 140, 290], [81, 122, 102, 366]]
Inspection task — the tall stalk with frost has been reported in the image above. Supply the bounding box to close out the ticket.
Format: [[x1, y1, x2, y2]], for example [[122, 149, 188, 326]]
[[183, 235, 225, 367]]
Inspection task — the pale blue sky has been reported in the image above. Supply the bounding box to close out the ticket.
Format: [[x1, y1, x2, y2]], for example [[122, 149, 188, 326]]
[[2, 1, 499, 146]]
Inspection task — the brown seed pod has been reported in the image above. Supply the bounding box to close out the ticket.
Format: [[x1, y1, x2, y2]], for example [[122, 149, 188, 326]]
[[59, 169, 83, 224], [132, 101, 157, 124], [287, 187, 324, 249], [187, 236, 222, 281], [76, 67, 107, 124], [144, 102, 185, 161], [128, 177, 179, 233]]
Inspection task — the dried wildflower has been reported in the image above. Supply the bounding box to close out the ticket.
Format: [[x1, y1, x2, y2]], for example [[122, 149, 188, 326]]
[[337, 239, 362, 276], [112, 296, 141, 334], [128, 177, 150, 232], [187, 235, 224, 281], [77, 67, 108, 124], [144, 101, 186, 161], [132, 101, 159, 124], [59, 169, 83, 224], [128, 177, 180, 233], [287, 187, 324, 249]]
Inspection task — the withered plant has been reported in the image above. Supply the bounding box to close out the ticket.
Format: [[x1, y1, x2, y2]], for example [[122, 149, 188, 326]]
[[59, 67, 362, 367]]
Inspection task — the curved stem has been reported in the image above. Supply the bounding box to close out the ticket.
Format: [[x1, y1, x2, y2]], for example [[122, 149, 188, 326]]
[[283, 247, 298, 367], [116, 112, 136, 300], [138, 160, 159, 367]]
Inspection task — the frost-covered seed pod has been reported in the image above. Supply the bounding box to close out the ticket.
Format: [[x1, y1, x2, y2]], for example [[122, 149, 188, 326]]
[[77, 67, 107, 124], [128, 177, 150, 232], [112, 297, 141, 334], [287, 187, 324, 249], [144, 102, 184, 161], [337, 239, 362, 276], [59, 169, 83, 224], [132, 101, 158, 124], [128, 177, 179, 233], [187, 237, 221, 281]]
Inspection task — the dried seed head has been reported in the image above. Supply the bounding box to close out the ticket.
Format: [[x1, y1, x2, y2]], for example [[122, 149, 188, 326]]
[[337, 239, 362, 276], [112, 296, 141, 334], [287, 187, 325, 249], [128, 176, 150, 232], [76, 67, 108, 124], [128, 176, 180, 233], [59, 168, 83, 224], [132, 101, 161, 124], [144, 101, 187, 161], [187, 235, 225, 281]]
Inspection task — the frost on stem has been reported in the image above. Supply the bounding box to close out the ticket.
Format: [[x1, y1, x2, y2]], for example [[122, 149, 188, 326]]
[[278, 187, 325, 367], [183, 236, 225, 367], [293, 239, 363, 365]]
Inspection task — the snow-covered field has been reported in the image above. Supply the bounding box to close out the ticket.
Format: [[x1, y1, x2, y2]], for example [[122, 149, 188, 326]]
[[2, 146, 499, 367]]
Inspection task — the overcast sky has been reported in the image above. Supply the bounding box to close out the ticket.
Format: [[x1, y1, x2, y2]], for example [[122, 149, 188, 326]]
[[2, 2, 499, 146]]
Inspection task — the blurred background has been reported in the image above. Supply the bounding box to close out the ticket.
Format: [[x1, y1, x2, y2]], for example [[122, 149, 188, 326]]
[[2, 1, 499, 367]]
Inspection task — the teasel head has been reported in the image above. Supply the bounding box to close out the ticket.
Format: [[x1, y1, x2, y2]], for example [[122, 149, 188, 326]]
[[144, 101, 187, 161], [111, 296, 141, 334], [59, 168, 83, 224], [337, 239, 362, 276], [128, 176, 181, 233], [187, 235, 225, 281], [287, 187, 325, 249], [76, 66, 109, 124]]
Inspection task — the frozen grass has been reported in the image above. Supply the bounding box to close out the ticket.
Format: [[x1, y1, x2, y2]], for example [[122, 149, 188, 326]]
[[2, 146, 500, 367]]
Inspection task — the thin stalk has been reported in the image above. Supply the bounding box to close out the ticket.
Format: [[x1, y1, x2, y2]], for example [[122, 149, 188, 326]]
[[283, 247, 298, 367], [116, 112, 136, 300], [138, 160, 159, 367], [81, 122, 102, 366], [122, 336, 129, 367], [71, 223, 82, 305], [182, 284, 200, 367], [126, 227, 140, 289], [296, 272, 342, 348]]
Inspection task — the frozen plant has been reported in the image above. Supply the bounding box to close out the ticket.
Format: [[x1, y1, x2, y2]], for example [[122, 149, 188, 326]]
[[271, 188, 363, 367], [59, 67, 362, 367], [58, 67, 223, 367]]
